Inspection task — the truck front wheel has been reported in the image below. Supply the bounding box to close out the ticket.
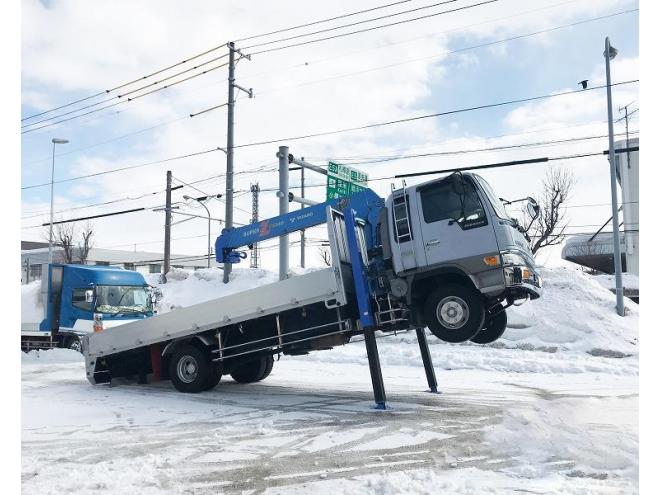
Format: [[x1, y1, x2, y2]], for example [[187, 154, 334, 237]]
[[424, 284, 485, 343], [470, 308, 507, 344], [230, 355, 274, 383], [169, 345, 212, 393], [65, 336, 82, 353]]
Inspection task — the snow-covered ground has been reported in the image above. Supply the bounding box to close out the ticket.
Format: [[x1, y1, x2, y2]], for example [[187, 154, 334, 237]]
[[22, 263, 638, 494]]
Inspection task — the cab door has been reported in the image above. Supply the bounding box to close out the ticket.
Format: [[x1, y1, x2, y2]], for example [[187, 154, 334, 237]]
[[415, 176, 499, 268]]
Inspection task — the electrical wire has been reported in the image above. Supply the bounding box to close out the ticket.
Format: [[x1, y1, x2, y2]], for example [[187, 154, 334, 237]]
[[250, 0, 500, 56], [233, 80, 638, 149], [243, 0, 460, 50], [21, 61, 230, 134]]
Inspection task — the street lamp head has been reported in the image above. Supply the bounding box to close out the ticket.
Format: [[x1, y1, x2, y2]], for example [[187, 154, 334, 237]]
[[52, 138, 69, 144], [605, 44, 618, 60]]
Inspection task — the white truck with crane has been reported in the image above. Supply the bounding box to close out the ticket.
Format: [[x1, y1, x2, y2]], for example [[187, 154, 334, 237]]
[[83, 170, 541, 408]]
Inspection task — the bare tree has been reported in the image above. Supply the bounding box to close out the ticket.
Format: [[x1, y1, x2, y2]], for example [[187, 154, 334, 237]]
[[54, 223, 76, 263], [77, 222, 94, 264], [522, 166, 575, 255], [319, 247, 332, 267]]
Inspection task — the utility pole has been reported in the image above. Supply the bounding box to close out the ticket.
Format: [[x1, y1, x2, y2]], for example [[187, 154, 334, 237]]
[[300, 159, 306, 268], [277, 145, 289, 280], [250, 183, 260, 269], [604, 37, 625, 316], [223, 41, 253, 284], [163, 170, 172, 283]]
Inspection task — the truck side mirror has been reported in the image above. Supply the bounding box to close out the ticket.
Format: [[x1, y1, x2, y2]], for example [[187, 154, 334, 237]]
[[85, 289, 94, 303], [526, 198, 540, 220]]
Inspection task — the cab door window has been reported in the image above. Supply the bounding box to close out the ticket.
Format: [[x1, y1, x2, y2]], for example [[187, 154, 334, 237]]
[[72, 288, 93, 312], [419, 177, 487, 229]]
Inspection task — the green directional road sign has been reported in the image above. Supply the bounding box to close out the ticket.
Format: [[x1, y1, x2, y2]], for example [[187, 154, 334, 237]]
[[326, 162, 368, 200]]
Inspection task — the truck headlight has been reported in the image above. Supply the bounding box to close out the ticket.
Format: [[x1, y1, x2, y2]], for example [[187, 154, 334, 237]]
[[501, 252, 527, 266]]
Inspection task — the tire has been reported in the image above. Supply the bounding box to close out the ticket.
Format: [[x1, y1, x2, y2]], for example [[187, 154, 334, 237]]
[[230, 355, 270, 384], [169, 345, 212, 393], [258, 355, 274, 381], [424, 284, 485, 343], [204, 362, 222, 391], [66, 336, 82, 353], [471, 308, 507, 344]]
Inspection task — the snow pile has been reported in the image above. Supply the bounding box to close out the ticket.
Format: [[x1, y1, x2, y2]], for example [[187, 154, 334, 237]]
[[504, 265, 638, 355], [152, 267, 278, 313], [21, 348, 83, 363], [21, 281, 43, 323]]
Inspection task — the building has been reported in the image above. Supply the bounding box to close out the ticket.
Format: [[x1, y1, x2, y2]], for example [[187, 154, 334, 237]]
[[21, 245, 221, 284], [562, 138, 639, 275]]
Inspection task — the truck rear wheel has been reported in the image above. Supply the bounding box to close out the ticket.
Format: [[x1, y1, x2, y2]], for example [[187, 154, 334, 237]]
[[230, 355, 273, 383], [470, 308, 507, 344], [424, 284, 485, 343], [169, 345, 212, 393]]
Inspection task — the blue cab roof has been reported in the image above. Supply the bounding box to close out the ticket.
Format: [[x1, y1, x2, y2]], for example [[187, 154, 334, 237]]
[[55, 264, 148, 286]]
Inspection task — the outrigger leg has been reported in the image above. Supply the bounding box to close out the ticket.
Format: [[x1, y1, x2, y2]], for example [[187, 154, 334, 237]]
[[415, 327, 440, 394], [364, 328, 387, 409]]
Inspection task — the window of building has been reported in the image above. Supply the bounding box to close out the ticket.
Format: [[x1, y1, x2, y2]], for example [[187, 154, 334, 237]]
[[124, 263, 135, 271], [71, 288, 93, 312], [95, 261, 110, 266], [29, 264, 42, 281], [419, 177, 487, 229], [149, 264, 162, 274]]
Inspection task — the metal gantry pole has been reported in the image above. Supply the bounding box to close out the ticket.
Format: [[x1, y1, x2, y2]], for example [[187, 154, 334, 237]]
[[163, 170, 172, 282], [223, 42, 236, 283], [250, 183, 260, 269], [300, 160, 306, 268], [277, 146, 290, 280], [605, 36, 625, 316]]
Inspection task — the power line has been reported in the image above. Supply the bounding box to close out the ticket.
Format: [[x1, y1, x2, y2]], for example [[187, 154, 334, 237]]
[[249, 0, 501, 56], [21, 57, 230, 130], [21, 147, 224, 190], [20, 81, 638, 191], [21, 49, 229, 122], [236, 0, 415, 43], [233, 80, 638, 149], [243, 0, 461, 50], [21, 61, 230, 134], [252, 8, 639, 99], [239, 0, 591, 81]]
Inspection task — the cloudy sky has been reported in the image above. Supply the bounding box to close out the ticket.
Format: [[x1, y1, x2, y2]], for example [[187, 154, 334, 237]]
[[20, 0, 639, 268]]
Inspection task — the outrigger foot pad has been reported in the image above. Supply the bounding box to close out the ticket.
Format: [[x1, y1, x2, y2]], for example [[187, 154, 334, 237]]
[[373, 402, 388, 410], [426, 386, 441, 394]]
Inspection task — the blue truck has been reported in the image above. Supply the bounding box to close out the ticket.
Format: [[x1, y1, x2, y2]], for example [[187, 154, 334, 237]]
[[21, 264, 155, 352], [83, 172, 542, 407]]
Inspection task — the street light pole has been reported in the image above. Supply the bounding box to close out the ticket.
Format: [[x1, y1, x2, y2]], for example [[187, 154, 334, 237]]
[[184, 195, 218, 268], [604, 37, 625, 316], [49, 138, 69, 264]]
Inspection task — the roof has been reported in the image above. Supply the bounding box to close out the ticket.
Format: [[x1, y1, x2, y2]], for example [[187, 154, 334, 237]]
[[21, 241, 49, 250], [57, 264, 148, 286]]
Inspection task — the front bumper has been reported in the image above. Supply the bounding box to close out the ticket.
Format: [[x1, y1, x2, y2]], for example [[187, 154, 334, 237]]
[[503, 264, 542, 300]]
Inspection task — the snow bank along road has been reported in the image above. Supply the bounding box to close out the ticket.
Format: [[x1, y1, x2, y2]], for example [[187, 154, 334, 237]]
[[22, 265, 638, 493]]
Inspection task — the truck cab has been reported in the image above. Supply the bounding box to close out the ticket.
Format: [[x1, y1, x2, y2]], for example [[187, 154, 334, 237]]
[[23, 264, 154, 352], [382, 172, 542, 344]]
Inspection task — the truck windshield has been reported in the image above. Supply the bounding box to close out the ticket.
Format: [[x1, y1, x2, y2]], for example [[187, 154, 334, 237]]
[[95, 285, 151, 315], [475, 176, 510, 220]]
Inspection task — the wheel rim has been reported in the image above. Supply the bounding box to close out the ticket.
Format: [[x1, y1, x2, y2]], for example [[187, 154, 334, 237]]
[[176, 355, 199, 383], [69, 339, 82, 353], [436, 296, 469, 329]]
